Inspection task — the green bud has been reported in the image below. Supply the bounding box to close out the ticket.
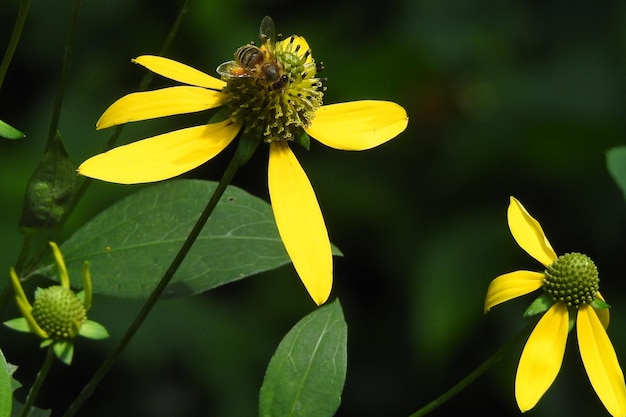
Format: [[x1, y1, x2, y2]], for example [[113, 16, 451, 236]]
[[19, 131, 76, 230], [32, 286, 87, 339]]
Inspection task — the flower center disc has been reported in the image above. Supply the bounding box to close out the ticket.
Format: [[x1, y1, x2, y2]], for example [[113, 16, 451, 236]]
[[32, 286, 87, 339], [543, 252, 599, 307]]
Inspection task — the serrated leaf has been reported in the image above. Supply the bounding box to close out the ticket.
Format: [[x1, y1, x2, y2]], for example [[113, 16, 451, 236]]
[[607, 146, 626, 200], [34, 179, 339, 299], [0, 119, 24, 140], [0, 350, 11, 417], [259, 299, 347, 417]]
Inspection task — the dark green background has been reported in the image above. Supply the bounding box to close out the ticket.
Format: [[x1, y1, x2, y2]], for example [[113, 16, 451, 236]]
[[1, 0, 626, 416]]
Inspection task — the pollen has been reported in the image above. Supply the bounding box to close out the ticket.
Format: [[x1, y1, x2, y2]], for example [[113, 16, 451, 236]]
[[543, 252, 600, 307], [32, 286, 87, 339]]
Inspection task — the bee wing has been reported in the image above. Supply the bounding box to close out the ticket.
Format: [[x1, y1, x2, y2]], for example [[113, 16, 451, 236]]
[[259, 16, 276, 52], [216, 61, 247, 78]]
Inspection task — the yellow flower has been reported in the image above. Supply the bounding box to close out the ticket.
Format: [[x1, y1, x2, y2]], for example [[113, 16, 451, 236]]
[[78, 18, 408, 305], [484, 197, 626, 416]]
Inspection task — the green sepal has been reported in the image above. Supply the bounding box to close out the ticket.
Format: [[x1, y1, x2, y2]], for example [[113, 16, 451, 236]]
[[3, 318, 31, 333], [52, 340, 73, 365], [40, 339, 53, 348], [78, 320, 109, 340], [19, 131, 77, 230], [591, 298, 611, 310], [523, 293, 554, 317], [0, 119, 25, 140], [294, 131, 310, 151]]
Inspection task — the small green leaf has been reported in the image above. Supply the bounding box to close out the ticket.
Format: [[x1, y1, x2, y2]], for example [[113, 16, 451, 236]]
[[259, 299, 347, 417], [52, 341, 73, 365], [523, 293, 554, 317], [0, 349, 11, 417], [78, 320, 109, 339], [3, 318, 31, 333], [607, 146, 626, 200], [591, 298, 611, 310], [34, 179, 340, 299], [0, 119, 25, 140], [19, 131, 76, 230]]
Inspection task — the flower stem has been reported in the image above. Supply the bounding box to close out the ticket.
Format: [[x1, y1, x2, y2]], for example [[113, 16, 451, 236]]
[[60, 132, 259, 417], [408, 324, 532, 417], [0, 0, 31, 91], [20, 346, 55, 417], [47, 0, 81, 145]]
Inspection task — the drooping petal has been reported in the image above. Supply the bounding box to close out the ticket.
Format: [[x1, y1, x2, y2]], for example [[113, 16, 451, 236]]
[[96, 86, 226, 129], [508, 197, 557, 267], [79, 120, 240, 184], [305, 101, 408, 151], [268, 141, 332, 305], [516, 302, 569, 412], [484, 270, 545, 312], [49, 242, 69, 288], [133, 55, 226, 90], [577, 304, 626, 417], [595, 292, 610, 330]]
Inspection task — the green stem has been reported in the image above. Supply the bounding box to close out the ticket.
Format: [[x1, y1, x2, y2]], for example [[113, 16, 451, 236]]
[[20, 346, 55, 417], [60, 133, 259, 417], [46, 0, 81, 146], [408, 324, 532, 417], [17, 0, 196, 278], [0, 0, 31, 91]]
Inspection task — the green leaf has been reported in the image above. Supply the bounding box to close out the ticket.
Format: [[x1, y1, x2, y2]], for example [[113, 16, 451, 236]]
[[78, 320, 109, 340], [52, 340, 73, 365], [607, 146, 626, 199], [259, 299, 347, 417], [523, 292, 554, 317], [3, 318, 31, 333], [0, 119, 25, 140], [0, 350, 11, 417], [35, 179, 340, 299]]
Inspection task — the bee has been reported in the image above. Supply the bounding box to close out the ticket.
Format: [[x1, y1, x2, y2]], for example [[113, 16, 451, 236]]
[[216, 16, 289, 90]]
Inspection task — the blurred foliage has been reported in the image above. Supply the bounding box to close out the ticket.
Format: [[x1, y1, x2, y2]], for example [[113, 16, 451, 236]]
[[1, 0, 626, 416]]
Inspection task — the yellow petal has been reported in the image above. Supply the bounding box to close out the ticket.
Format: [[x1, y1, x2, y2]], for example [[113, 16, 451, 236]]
[[484, 270, 544, 312], [268, 141, 332, 305], [516, 302, 569, 412], [508, 197, 557, 267], [96, 86, 226, 129], [133, 55, 226, 90], [278, 36, 313, 64], [577, 304, 626, 417], [596, 292, 610, 330], [305, 101, 408, 151], [49, 242, 69, 288], [79, 120, 240, 184]]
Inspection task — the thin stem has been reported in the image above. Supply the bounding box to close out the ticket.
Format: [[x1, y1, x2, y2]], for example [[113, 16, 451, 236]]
[[61, 133, 258, 417], [20, 346, 55, 417], [0, 0, 31, 91], [47, 0, 81, 146], [408, 324, 532, 417], [18, 0, 196, 278]]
